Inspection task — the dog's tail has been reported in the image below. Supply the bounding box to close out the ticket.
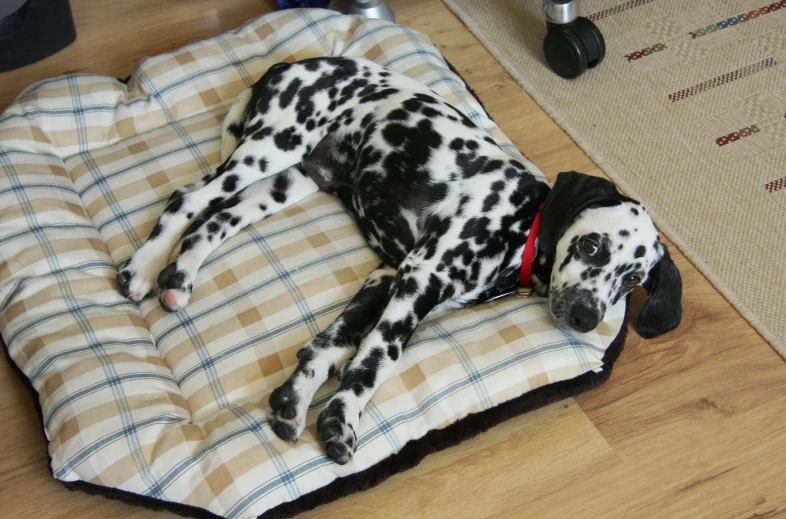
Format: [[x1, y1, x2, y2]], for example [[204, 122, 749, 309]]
[[220, 87, 253, 162]]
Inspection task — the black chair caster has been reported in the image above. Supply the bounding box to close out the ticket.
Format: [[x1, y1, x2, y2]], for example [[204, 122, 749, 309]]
[[543, 0, 605, 79]]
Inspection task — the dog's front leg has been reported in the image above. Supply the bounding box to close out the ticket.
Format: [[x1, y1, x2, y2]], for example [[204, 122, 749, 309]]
[[269, 265, 397, 442], [317, 263, 454, 464]]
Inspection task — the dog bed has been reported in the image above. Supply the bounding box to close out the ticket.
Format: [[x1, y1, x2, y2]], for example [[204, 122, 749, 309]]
[[0, 9, 628, 519]]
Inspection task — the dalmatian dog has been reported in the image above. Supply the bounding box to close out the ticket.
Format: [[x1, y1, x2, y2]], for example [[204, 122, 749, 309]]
[[117, 57, 682, 464]]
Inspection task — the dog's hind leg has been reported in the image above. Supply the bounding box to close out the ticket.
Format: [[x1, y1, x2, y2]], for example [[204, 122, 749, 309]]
[[270, 265, 397, 443], [220, 87, 252, 162], [156, 166, 319, 312]]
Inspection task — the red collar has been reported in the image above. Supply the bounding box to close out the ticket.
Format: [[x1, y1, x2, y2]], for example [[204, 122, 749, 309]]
[[519, 204, 544, 288]]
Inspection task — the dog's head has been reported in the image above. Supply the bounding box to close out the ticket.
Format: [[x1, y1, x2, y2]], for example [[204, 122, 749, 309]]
[[531, 172, 682, 338]]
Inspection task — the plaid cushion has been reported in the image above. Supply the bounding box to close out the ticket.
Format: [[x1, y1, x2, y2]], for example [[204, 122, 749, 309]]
[[0, 9, 625, 519]]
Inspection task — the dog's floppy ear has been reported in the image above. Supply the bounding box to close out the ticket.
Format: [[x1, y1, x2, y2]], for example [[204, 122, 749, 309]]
[[538, 171, 626, 253], [637, 245, 682, 338]]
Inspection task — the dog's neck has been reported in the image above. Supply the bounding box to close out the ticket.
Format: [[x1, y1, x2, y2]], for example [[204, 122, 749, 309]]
[[528, 245, 553, 297]]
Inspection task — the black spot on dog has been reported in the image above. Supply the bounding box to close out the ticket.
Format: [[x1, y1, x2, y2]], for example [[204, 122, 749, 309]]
[[230, 216, 241, 227], [460, 217, 491, 243], [360, 88, 399, 104], [180, 234, 201, 253], [258, 158, 268, 172], [164, 196, 183, 214], [482, 193, 500, 212], [456, 152, 487, 179], [341, 347, 386, 396], [227, 123, 243, 139], [456, 194, 471, 217], [251, 127, 273, 141], [243, 155, 255, 167], [631, 207, 639, 216], [271, 173, 291, 204], [634, 245, 646, 258], [388, 108, 409, 121], [222, 175, 239, 192], [397, 277, 420, 298], [619, 230, 629, 237], [279, 78, 302, 109], [413, 274, 444, 320], [149, 223, 163, 240], [157, 263, 187, 290], [274, 127, 302, 151], [482, 159, 504, 173], [379, 313, 415, 345]]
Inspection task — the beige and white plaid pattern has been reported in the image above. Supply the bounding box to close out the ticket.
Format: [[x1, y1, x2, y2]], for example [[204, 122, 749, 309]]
[[0, 9, 625, 519]]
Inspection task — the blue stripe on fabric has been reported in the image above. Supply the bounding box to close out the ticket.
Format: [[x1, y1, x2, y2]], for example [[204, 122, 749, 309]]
[[244, 225, 321, 338], [298, 8, 334, 55], [428, 320, 494, 410], [0, 222, 98, 247], [52, 415, 184, 479], [0, 182, 79, 199], [44, 372, 179, 430], [148, 12, 345, 100], [0, 99, 149, 124], [67, 76, 145, 251], [175, 297, 350, 386], [78, 135, 219, 199], [0, 259, 115, 313], [155, 243, 365, 346], [30, 337, 155, 380], [6, 300, 140, 350]]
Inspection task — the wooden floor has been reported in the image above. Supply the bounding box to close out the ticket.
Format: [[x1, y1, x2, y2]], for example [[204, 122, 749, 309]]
[[1, 1, 785, 518]]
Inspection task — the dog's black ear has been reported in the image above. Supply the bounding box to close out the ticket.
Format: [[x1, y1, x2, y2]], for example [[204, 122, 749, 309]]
[[637, 245, 682, 338], [538, 172, 626, 253]]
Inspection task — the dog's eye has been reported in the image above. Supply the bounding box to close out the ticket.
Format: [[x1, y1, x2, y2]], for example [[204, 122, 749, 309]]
[[581, 238, 599, 256], [623, 274, 642, 288]]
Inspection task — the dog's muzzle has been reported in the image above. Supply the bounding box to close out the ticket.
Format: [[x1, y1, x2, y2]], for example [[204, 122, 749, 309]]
[[550, 286, 603, 333]]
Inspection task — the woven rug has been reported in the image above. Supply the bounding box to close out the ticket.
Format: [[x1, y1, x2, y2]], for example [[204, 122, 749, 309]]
[[444, 0, 786, 358]]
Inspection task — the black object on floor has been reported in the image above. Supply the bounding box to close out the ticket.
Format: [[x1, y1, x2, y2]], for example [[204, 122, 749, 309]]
[[542, 0, 606, 79], [0, 0, 76, 72]]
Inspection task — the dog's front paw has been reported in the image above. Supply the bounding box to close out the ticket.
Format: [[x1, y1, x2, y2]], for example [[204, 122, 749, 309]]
[[317, 395, 359, 465], [157, 263, 194, 312], [269, 380, 310, 443], [117, 245, 169, 302]]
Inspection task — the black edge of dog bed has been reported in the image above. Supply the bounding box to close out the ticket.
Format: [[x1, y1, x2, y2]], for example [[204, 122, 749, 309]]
[[0, 57, 629, 519]]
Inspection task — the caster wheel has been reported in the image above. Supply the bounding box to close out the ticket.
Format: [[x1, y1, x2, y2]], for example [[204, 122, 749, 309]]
[[543, 17, 606, 79]]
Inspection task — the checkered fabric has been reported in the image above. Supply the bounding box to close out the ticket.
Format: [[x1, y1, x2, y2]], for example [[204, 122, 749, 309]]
[[0, 9, 625, 519]]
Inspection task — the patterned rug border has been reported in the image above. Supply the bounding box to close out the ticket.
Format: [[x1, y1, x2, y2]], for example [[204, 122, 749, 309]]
[[443, 0, 785, 358]]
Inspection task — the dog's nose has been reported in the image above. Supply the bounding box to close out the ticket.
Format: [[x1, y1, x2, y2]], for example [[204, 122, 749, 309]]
[[569, 304, 600, 333]]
